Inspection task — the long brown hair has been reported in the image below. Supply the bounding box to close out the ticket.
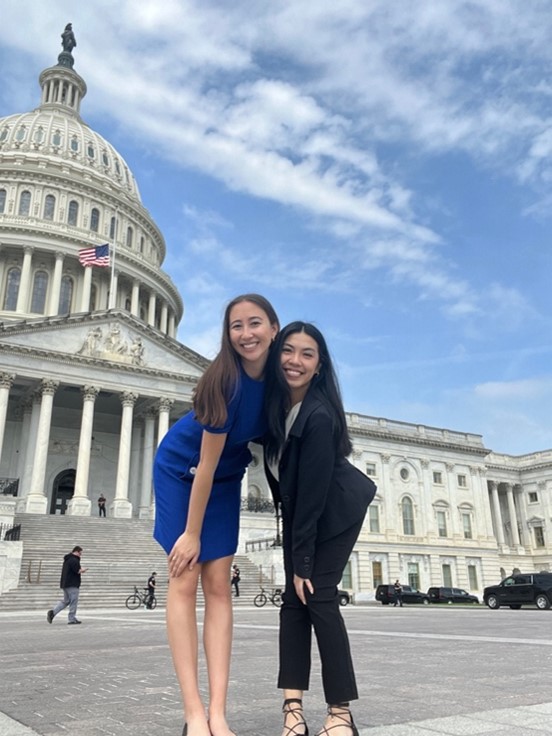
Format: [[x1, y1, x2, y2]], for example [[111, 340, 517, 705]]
[[193, 294, 280, 427]]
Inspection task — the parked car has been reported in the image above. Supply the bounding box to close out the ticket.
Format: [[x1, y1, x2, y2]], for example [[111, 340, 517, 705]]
[[375, 584, 430, 605], [427, 587, 479, 605], [338, 590, 351, 606], [483, 572, 552, 610]]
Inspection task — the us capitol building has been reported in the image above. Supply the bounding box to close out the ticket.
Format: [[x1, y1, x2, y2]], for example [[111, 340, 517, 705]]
[[0, 31, 550, 599]]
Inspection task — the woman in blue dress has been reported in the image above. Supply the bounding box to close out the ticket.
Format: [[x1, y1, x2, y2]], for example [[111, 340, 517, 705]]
[[153, 294, 279, 736]]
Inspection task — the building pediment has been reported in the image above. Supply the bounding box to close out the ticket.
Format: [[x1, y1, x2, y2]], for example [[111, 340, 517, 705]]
[[0, 310, 209, 379]]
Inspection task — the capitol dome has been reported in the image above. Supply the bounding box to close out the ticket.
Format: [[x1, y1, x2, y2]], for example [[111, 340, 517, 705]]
[[0, 41, 182, 331]]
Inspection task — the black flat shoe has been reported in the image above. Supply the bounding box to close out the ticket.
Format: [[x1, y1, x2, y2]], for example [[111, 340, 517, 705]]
[[182, 725, 187, 736], [283, 698, 309, 736]]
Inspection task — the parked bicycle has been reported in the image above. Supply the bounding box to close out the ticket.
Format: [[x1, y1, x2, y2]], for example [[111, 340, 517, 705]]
[[253, 586, 283, 607], [125, 585, 157, 610]]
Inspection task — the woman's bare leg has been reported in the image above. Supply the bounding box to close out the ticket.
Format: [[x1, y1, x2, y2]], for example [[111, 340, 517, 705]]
[[166, 564, 211, 736], [201, 556, 235, 736]]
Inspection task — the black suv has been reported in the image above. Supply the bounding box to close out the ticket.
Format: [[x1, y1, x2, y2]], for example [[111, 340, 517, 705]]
[[483, 572, 552, 610], [375, 584, 429, 605], [427, 587, 479, 605]]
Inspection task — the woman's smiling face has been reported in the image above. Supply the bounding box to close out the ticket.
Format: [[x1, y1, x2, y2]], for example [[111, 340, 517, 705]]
[[280, 330, 320, 402], [228, 300, 278, 378]]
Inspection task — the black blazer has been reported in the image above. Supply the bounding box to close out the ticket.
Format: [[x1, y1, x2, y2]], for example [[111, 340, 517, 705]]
[[264, 387, 376, 578]]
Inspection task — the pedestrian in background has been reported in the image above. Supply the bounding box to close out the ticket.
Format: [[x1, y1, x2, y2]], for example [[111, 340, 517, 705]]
[[231, 564, 240, 597], [393, 579, 403, 607], [147, 572, 157, 608], [97, 493, 106, 517], [47, 546, 88, 625]]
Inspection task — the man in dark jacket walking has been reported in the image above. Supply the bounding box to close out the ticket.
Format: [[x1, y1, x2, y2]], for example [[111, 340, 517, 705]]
[[47, 546, 88, 625]]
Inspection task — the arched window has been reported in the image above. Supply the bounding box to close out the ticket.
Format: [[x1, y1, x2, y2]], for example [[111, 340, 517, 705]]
[[125, 297, 131, 311], [67, 200, 79, 226], [401, 497, 415, 536], [0, 188, 6, 214], [30, 271, 49, 313], [139, 236, 144, 253], [90, 207, 100, 233], [34, 127, 45, 145], [70, 135, 79, 152], [126, 226, 133, 247], [110, 216, 116, 240], [4, 268, 21, 310], [43, 194, 55, 220], [18, 190, 31, 216], [58, 276, 73, 314]]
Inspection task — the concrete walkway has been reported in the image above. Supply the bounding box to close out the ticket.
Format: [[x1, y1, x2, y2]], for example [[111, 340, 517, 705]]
[[1, 605, 552, 735]]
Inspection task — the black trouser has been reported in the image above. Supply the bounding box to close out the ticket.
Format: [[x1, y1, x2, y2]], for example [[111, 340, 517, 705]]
[[147, 587, 155, 607], [278, 519, 363, 704], [231, 579, 240, 597], [99, 505, 106, 517]]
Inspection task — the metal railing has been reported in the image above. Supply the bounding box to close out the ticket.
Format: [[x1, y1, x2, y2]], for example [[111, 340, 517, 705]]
[[240, 497, 275, 514], [0, 478, 19, 496], [1, 523, 21, 541], [245, 537, 281, 552]]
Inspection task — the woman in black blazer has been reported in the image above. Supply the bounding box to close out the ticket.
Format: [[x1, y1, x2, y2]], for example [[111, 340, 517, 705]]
[[264, 322, 376, 736]]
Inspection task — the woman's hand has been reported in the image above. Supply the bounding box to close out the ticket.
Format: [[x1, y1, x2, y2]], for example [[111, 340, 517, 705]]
[[168, 531, 201, 577], [294, 574, 314, 604]]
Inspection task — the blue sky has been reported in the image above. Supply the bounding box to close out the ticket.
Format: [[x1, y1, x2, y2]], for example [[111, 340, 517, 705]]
[[1, 1, 551, 455]]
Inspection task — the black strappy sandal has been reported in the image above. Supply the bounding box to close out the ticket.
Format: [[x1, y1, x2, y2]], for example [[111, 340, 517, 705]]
[[316, 705, 358, 736], [282, 698, 309, 736]]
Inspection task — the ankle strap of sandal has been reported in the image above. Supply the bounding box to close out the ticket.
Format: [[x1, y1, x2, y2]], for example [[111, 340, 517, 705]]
[[283, 698, 303, 710]]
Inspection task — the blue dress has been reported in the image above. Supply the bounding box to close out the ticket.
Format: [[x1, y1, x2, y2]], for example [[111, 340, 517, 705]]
[[153, 367, 266, 561]]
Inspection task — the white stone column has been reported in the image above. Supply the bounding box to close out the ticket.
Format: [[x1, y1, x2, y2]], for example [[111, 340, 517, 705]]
[[80, 265, 93, 312], [23, 380, 59, 513], [48, 251, 65, 316], [128, 423, 143, 510], [148, 291, 157, 327], [109, 270, 119, 309], [131, 280, 140, 316], [168, 312, 176, 338], [111, 391, 138, 518], [505, 482, 521, 548], [160, 302, 168, 334], [16, 246, 33, 313], [515, 483, 531, 548], [67, 385, 100, 516], [16, 395, 41, 512], [15, 400, 32, 484], [157, 397, 173, 445], [0, 373, 15, 465], [139, 408, 156, 518], [489, 480, 505, 547]]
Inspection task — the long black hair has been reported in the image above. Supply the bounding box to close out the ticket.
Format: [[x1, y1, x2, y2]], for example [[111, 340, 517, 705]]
[[264, 321, 352, 463]]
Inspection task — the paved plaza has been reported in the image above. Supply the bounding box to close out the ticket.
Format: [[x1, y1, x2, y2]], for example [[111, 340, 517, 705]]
[[1, 603, 552, 735]]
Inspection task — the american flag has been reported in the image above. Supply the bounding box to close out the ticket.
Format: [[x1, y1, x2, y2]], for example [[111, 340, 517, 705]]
[[78, 244, 110, 267]]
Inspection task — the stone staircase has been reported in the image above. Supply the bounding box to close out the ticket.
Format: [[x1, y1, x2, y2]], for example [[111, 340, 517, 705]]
[[0, 514, 271, 611]]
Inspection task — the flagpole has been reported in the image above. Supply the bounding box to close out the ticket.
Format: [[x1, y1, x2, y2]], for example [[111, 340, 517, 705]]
[[108, 208, 118, 309]]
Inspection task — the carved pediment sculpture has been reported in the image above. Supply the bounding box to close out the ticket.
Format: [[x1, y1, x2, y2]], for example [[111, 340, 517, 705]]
[[76, 322, 146, 366]]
